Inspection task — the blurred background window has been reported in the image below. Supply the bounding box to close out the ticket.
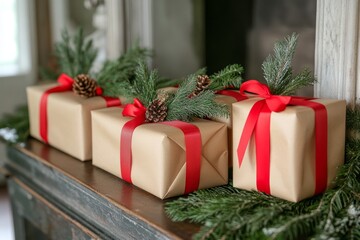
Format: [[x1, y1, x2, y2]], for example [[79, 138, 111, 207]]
[[0, 0, 33, 77], [0, 0, 19, 75]]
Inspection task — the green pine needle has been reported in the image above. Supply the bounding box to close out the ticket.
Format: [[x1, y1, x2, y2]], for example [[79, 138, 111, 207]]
[[96, 45, 150, 97], [0, 106, 29, 144], [262, 33, 315, 95], [132, 61, 158, 106], [55, 29, 97, 77], [209, 64, 244, 91], [166, 73, 229, 122]]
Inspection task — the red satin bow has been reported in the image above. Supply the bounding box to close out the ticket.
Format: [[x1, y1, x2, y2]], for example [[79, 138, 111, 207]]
[[122, 98, 147, 120], [240, 80, 291, 112], [237, 80, 328, 195]]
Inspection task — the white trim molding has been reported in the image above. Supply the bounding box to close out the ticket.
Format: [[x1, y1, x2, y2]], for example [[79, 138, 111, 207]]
[[105, 0, 126, 60], [315, 0, 360, 104]]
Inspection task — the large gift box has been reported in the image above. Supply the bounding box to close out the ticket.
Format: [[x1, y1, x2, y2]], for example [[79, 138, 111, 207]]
[[92, 107, 228, 199], [27, 75, 121, 161], [232, 81, 346, 202]]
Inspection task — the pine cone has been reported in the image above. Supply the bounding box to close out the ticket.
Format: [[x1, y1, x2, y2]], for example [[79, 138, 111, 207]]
[[73, 74, 97, 98], [145, 96, 168, 123], [189, 75, 211, 98]]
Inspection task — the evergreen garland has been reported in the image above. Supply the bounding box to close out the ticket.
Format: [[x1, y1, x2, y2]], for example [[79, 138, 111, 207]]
[[0, 106, 29, 144], [262, 33, 315, 95], [165, 106, 360, 240]]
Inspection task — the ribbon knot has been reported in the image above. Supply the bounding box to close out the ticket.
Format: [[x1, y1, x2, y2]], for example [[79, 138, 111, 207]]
[[57, 73, 74, 87], [240, 80, 291, 112], [122, 98, 147, 121]]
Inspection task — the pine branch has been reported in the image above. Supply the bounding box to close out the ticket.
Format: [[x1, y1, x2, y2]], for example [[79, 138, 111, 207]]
[[115, 61, 159, 106], [96, 45, 150, 97], [262, 33, 315, 95], [166, 73, 229, 122], [55, 29, 97, 77], [0, 106, 29, 144], [131, 62, 158, 106], [155, 77, 182, 89], [208, 64, 244, 91]]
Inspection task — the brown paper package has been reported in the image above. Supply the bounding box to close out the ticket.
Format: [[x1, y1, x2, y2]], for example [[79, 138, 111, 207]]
[[212, 92, 245, 167], [27, 83, 122, 161], [92, 107, 229, 199], [232, 97, 346, 202]]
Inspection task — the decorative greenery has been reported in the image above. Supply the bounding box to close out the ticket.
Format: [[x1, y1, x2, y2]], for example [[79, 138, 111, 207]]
[[96, 46, 151, 97], [0, 106, 29, 144], [117, 62, 230, 122], [96, 46, 184, 98], [262, 33, 315, 95], [165, 72, 229, 122], [120, 61, 159, 106], [165, 105, 360, 240], [46, 29, 98, 79], [208, 64, 244, 91], [40, 29, 97, 80]]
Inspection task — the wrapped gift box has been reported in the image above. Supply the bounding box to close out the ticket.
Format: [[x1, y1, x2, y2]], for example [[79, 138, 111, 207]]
[[92, 107, 228, 199], [232, 97, 346, 202], [27, 83, 121, 161], [212, 90, 248, 166]]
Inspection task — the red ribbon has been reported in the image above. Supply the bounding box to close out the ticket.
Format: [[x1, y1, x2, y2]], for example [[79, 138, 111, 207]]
[[120, 99, 202, 194], [161, 121, 201, 194], [39, 73, 121, 143], [120, 98, 147, 183], [217, 89, 248, 102], [237, 80, 328, 195]]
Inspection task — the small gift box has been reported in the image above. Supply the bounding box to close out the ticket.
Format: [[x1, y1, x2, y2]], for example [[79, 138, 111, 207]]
[[91, 103, 228, 199], [27, 74, 121, 161], [232, 80, 346, 202]]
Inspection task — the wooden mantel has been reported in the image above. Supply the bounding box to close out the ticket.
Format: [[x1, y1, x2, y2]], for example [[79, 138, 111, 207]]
[[4, 139, 199, 239]]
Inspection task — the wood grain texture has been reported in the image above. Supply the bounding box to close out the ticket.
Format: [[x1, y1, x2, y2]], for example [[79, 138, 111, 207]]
[[8, 178, 99, 240], [315, 0, 360, 103], [5, 139, 199, 239]]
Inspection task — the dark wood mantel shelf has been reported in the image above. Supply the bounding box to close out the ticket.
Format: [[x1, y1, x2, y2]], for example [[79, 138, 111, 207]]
[[3, 138, 199, 239]]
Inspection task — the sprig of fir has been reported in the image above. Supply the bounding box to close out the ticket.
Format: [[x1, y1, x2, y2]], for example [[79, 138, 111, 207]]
[[165, 73, 229, 122], [55, 29, 97, 77], [115, 61, 158, 106], [165, 105, 360, 240], [262, 33, 315, 95], [208, 64, 244, 91], [96, 46, 150, 97]]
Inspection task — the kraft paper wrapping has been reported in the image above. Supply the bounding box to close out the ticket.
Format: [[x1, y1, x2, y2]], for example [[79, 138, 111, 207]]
[[27, 83, 120, 161], [213, 94, 237, 167], [92, 107, 228, 199], [232, 97, 346, 202]]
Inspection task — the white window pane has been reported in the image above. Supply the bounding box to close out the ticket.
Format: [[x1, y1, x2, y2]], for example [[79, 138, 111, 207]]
[[0, 0, 18, 65]]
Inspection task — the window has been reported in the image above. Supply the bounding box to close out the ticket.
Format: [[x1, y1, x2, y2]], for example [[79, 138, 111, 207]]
[[0, 0, 31, 76]]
